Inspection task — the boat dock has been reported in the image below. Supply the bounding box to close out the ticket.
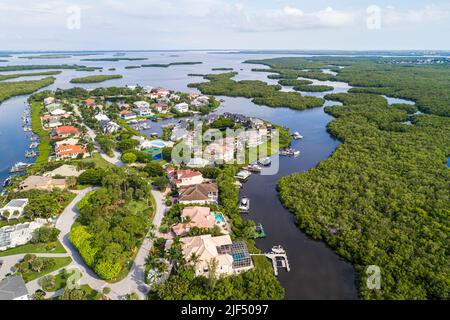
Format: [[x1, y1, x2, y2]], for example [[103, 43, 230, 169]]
[[251, 246, 290, 276]]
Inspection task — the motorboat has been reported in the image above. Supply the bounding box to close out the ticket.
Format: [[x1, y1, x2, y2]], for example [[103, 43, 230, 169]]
[[292, 132, 304, 140], [280, 148, 300, 157], [3, 177, 12, 188], [239, 197, 250, 213], [258, 157, 271, 166], [271, 246, 286, 254], [25, 151, 37, 158], [246, 164, 262, 173], [10, 162, 32, 173], [29, 142, 39, 149]]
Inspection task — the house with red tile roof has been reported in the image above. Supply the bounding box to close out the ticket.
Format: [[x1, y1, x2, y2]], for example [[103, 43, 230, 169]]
[[84, 98, 96, 106], [166, 169, 204, 188], [172, 206, 217, 236], [52, 126, 80, 139], [55, 145, 88, 160]]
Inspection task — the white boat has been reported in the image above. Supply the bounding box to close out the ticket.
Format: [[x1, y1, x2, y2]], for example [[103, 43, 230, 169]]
[[247, 164, 262, 173], [271, 246, 286, 254], [235, 170, 252, 181], [292, 132, 303, 140], [258, 157, 271, 166], [10, 162, 32, 173], [29, 142, 39, 149], [239, 197, 250, 213]]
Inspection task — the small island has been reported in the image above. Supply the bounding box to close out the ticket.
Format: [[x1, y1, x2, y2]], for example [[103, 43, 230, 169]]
[[70, 75, 123, 84], [141, 62, 203, 68]]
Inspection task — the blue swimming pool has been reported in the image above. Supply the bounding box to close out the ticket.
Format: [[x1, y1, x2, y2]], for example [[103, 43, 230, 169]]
[[215, 213, 225, 223]]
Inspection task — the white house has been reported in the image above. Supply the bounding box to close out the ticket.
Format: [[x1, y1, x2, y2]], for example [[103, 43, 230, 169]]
[[0, 199, 29, 220], [174, 103, 189, 113], [0, 220, 45, 251], [0, 276, 29, 300], [95, 114, 110, 122], [133, 101, 150, 109]]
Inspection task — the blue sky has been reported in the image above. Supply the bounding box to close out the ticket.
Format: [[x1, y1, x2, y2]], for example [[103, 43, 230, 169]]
[[0, 0, 449, 50]]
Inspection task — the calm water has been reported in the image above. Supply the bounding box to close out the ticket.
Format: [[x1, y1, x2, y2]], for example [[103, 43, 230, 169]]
[[0, 51, 371, 299]]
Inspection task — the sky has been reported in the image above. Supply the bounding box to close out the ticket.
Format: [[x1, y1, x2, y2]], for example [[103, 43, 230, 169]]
[[0, 0, 449, 51]]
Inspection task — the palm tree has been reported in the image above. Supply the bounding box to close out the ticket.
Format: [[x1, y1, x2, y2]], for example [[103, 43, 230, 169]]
[[188, 252, 200, 268], [206, 258, 219, 290]]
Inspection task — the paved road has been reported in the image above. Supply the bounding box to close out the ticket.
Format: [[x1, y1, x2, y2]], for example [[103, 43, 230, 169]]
[[0, 253, 69, 280], [35, 186, 167, 300], [73, 104, 125, 168]]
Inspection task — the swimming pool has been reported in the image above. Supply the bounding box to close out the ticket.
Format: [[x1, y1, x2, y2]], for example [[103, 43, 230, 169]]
[[215, 213, 225, 223]]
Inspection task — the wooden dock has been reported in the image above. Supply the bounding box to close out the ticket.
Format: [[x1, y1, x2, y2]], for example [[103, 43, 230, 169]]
[[251, 247, 290, 276]]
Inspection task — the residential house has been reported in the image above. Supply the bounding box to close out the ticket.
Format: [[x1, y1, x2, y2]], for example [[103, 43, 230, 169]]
[[84, 98, 96, 107], [179, 235, 253, 277], [133, 101, 150, 109], [153, 103, 169, 114], [174, 103, 189, 113], [168, 169, 204, 188], [169, 94, 180, 101], [55, 145, 88, 160], [100, 120, 120, 134], [0, 199, 29, 220], [46, 103, 62, 113], [192, 96, 210, 107], [18, 176, 68, 192], [133, 104, 153, 117], [95, 114, 110, 122], [204, 137, 236, 164], [172, 206, 216, 236], [119, 110, 137, 120], [0, 220, 45, 251], [43, 97, 55, 105], [55, 138, 79, 148], [178, 183, 218, 205], [188, 93, 200, 101], [51, 126, 80, 139], [0, 276, 29, 300]]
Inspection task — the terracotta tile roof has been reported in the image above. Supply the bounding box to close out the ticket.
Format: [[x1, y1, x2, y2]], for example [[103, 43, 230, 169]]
[[179, 183, 218, 202], [56, 145, 87, 156], [55, 126, 79, 135]]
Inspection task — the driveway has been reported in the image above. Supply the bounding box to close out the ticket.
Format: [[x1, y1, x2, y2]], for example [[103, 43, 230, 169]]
[[73, 104, 124, 168]]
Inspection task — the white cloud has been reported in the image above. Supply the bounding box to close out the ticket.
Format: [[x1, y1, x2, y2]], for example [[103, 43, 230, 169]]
[[232, 6, 361, 32], [382, 5, 450, 26]]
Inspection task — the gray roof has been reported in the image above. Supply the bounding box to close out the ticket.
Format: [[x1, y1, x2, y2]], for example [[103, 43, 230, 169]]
[[0, 276, 28, 300], [6, 199, 28, 208]]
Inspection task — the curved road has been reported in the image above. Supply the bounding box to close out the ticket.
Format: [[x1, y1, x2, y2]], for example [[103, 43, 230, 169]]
[[51, 187, 166, 300]]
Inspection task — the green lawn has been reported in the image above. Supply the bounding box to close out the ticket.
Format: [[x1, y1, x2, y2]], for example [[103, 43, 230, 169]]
[[45, 269, 78, 292], [30, 101, 51, 166], [76, 152, 114, 169], [79, 284, 102, 300], [0, 241, 66, 257], [22, 257, 72, 283]]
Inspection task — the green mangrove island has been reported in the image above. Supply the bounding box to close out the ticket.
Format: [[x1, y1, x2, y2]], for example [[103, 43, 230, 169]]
[[70, 74, 123, 84]]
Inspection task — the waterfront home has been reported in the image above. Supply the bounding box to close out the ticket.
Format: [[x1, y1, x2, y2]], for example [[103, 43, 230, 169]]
[[45, 118, 62, 129], [133, 106, 153, 117], [55, 145, 88, 160], [119, 110, 137, 120], [204, 137, 236, 164], [148, 88, 170, 100], [18, 175, 68, 192], [133, 101, 150, 109], [44, 164, 85, 178], [51, 126, 80, 139], [0, 199, 29, 220], [153, 103, 170, 114], [43, 97, 56, 105], [0, 220, 45, 251], [174, 103, 189, 113], [172, 206, 216, 236], [55, 138, 79, 148], [167, 169, 204, 188], [50, 109, 69, 117], [192, 96, 210, 107], [0, 276, 29, 300], [46, 103, 62, 113], [178, 183, 218, 205], [178, 235, 253, 277], [188, 93, 201, 101]]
